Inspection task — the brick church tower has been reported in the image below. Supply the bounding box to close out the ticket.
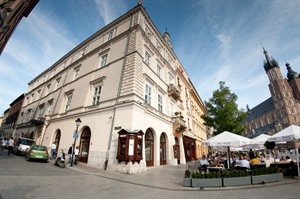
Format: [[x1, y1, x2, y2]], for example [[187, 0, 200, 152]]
[[245, 47, 300, 138]]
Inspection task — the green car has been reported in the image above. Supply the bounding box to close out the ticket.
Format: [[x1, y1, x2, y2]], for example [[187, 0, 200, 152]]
[[25, 145, 49, 162]]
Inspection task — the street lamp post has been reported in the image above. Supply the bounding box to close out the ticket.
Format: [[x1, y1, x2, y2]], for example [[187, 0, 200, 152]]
[[71, 118, 81, 166]]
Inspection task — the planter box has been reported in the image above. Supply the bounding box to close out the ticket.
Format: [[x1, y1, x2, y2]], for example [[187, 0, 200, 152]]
[[223, 176, 251, 187], [192, 178, 222, 187], [252, 173, 283, 184], [182, 178, 192, 187]]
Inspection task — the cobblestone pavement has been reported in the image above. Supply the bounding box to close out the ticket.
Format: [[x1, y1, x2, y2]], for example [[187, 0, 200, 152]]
[[1, 152, 300, 199]]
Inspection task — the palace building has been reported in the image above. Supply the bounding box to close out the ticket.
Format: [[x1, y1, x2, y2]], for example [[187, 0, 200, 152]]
[[13, 3, 207, 173]]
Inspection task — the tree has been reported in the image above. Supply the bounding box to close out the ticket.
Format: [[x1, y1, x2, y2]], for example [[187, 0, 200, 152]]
[[201, 81, 247, 135]]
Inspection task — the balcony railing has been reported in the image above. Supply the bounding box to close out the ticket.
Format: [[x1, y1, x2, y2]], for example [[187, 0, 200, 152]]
[[168, 84, 180, 100], [30, 117, 45, 125]]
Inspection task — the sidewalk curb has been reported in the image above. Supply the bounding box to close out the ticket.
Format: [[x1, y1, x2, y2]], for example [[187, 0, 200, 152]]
[[62, 161, 300, 191]]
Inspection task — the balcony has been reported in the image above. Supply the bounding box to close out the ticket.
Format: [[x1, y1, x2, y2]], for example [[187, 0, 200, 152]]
[[30, 117, 45, 125], [168, 84, 180, 100], [172, 116, 187, 132]]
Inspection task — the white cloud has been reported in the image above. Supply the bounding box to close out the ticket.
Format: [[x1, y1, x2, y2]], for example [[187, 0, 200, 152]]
[[94, 0, 128, 25]]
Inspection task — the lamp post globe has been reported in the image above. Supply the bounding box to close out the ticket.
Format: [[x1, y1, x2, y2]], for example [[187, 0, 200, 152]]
[[71, 118, 81, 166]]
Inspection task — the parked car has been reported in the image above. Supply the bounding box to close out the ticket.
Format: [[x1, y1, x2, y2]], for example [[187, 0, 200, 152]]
[[25, 144, 49, 162], [13, 137, 36, 155]]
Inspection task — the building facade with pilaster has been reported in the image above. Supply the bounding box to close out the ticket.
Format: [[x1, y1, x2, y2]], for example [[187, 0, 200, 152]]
[[14, 4, 207, 173]]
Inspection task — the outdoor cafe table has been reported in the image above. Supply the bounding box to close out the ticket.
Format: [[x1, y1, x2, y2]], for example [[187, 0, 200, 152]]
[[207, 166, 224, 172]]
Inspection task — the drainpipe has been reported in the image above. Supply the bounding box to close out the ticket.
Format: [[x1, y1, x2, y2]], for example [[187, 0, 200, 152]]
[[105, 14, 134, 170]]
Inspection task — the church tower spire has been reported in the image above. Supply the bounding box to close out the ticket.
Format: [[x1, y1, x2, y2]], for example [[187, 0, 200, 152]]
[[261, 43, 279, 72]]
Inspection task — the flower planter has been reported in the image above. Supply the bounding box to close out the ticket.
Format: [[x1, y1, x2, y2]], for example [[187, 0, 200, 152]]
[[182, 178, 192, 187], [252, 173, 283, 184], [192, 178, 222, 187], [223, 176, 251, 187]]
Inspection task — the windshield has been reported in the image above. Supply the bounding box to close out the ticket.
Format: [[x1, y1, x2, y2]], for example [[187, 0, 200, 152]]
[[20, 139, 35, 146]]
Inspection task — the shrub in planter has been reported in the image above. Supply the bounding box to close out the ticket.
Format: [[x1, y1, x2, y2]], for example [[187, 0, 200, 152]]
[[184, 169, 191, 178]]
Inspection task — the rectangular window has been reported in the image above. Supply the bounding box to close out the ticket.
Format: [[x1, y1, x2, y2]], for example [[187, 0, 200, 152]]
[[65, 95, 72, 113], [145, 51, 150, 66], [100, 54, 108, 68], [38, 104, 45, 118], [145, 84, 152, 105], [47, 101, 53, 115], [73, 68, 80, 80], [92, 85, 102, 105], [157, 65, 161, 77], [158, 94, 163, 113], [186, 99, 189, 110]]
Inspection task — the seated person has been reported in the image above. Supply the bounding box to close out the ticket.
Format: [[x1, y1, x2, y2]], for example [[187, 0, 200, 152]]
[[235, 155, 250, 170], [280, 156, 286, 162], [250, 155, 260, 165], [285, 156, 292, 163], [198, 155, 209, 172]]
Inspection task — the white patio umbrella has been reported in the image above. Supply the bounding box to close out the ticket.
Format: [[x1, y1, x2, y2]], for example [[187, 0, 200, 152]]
[[203, 131, 254, 168], [268, 125, 300, 176], [253, 134, 271, 145]]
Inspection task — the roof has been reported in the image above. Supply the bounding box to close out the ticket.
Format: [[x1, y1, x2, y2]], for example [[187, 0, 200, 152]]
[[247, 97, 274, 120]]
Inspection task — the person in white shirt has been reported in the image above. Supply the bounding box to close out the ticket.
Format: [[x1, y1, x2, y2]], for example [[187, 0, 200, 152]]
[[74, 146, 79, 165], [199, 155, 209, 172], [7, 137, 14, 155], [235, 155, 250, 170], [50, 142, 57, 160]]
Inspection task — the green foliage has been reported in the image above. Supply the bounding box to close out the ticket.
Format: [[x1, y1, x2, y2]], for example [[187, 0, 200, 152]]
[[201, 81, 247, 135], [189, 167, 280, 179], [184, 169, 191, 178]]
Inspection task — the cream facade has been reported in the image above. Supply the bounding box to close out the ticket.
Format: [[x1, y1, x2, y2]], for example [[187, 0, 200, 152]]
[[14, 4, 207, 173]]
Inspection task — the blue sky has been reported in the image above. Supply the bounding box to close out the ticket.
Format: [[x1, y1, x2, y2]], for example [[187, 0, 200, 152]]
[[0, 0, 299, 115]]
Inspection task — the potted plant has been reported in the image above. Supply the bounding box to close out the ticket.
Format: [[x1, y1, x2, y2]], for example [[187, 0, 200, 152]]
[[182, 170, 192, 187], [222, 170, 252, 186], [251, 167, 283, 184], [191, 172, 222, 187]]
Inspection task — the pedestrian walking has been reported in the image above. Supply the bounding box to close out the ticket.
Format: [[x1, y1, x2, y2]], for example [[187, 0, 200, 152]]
[[68, 145, 74, 165], [7, 137, 14, 155], [1, 138, 6, 150], [74, 146, 79, 165], [50, 142, 57, 160]]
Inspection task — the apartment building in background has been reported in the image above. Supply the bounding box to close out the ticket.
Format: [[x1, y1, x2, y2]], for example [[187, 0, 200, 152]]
[[14, 3, 207, 173]]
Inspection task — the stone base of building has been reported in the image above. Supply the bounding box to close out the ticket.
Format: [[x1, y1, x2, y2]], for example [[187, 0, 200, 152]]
[[109, 161, 147, 174]]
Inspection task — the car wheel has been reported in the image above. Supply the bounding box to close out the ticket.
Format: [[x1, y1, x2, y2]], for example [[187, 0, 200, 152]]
[[17, 150, 20, 156]]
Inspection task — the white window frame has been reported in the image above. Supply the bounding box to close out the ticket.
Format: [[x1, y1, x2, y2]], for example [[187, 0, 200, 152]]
[[92, 85, 102, 105], [158, 94, 163, 113], [65, 94, 72, 113], [145, 51, 150, 66], [145, 84, 152, 105], [47, 101, 53, 115], [99, 54, 108, 68], [38, 104, 45, 118], [157, 64, 161, 77]]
